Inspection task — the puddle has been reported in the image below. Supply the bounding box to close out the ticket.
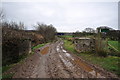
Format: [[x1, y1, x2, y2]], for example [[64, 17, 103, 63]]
[[62, 49, 67, 53], [56, 45, 60, 52], [65, 53, 74, 60], [59, 54, 73, 68], [56, 48, 60, 52], [40, 46, 49, 55], [61, 46, 63, 49], [66, 53, 71, 57], [56, 48, 59, 51]]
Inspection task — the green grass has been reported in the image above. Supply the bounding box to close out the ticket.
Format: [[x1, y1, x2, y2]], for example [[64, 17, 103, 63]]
[[59, 35, 73, 38], [63, 39, 120, 76], [2, 73, 14, 79], [64, 40, 76, 53], [32, 43, 46, 50], [78, 53, 120, 76], [2, 53, 29, 73], [1, 54, 29, 79], [2, 65, 13, 73], [1, 64, 16, 79], [2, 51, 36, 79], [108, 41, 120, 52]]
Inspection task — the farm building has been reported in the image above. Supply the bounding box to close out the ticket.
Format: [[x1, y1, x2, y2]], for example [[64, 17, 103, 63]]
[[96, 26, 113, 33]]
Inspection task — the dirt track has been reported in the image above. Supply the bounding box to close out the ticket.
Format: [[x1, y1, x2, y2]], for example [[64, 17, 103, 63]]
[[12, 40, 118, 78]]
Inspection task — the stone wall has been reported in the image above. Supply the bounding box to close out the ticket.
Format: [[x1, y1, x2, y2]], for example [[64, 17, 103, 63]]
[[74, 38, 95, 53]]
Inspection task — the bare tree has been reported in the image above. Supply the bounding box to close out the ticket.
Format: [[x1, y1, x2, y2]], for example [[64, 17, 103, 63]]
[[0, 10, 4, 28], [19, 22, 26, 30], [36, 23, 57, 42], [84, 27, 95, 33], [0, 10, 4, 21], [2, 21, 26, 30]]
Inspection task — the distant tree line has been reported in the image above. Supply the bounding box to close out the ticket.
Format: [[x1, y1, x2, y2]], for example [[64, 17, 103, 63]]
[[1, 21, 26, 30], [73, 28, 96, 37], [83, 27, 95, 33]]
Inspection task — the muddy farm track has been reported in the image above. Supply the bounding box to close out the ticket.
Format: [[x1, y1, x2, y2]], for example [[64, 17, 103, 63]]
[[7, 40, 118, 78]]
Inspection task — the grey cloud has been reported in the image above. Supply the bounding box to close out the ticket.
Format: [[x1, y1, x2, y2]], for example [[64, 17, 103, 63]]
[[2, 2, 118, 32]]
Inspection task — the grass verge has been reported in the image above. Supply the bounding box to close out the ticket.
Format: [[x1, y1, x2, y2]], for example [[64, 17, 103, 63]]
[[64, 40, 76, 53], [108, 41, 120, 52], [63, 39, 120, 76], [1, 73, 14, 79], [2, 53, 29, 79], [32, 43, 46, 50]]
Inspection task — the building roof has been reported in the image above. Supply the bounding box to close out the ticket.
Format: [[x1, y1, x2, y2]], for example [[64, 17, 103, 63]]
[[97, 26, 114, 30]]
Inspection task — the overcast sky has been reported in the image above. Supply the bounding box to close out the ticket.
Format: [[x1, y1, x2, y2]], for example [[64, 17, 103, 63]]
[[1, 1, 119, 32]]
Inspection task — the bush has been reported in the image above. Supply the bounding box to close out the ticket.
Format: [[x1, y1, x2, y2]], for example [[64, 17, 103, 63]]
[[2, 38, 28, 66], [2, 21, 44, 66], [97, 50, 107, 57], [35, 23, 57, 42], [95, 34, 108, 57]]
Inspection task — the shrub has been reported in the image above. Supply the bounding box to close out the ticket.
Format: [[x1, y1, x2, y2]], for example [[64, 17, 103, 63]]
[[97, 50, 107, 57], [2, 22, 44, 66], [35, 23, 57, 42], [95, 34, 108, 57]]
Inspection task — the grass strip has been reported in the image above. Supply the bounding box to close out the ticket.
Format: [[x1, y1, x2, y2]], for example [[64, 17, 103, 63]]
[[63, 39, 120, 76]]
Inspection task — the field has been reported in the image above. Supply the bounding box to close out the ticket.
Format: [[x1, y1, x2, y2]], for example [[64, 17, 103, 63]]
[[59, 35, 73, 38], [108, 41, 120, 52], [63, 40, 120, 76]]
